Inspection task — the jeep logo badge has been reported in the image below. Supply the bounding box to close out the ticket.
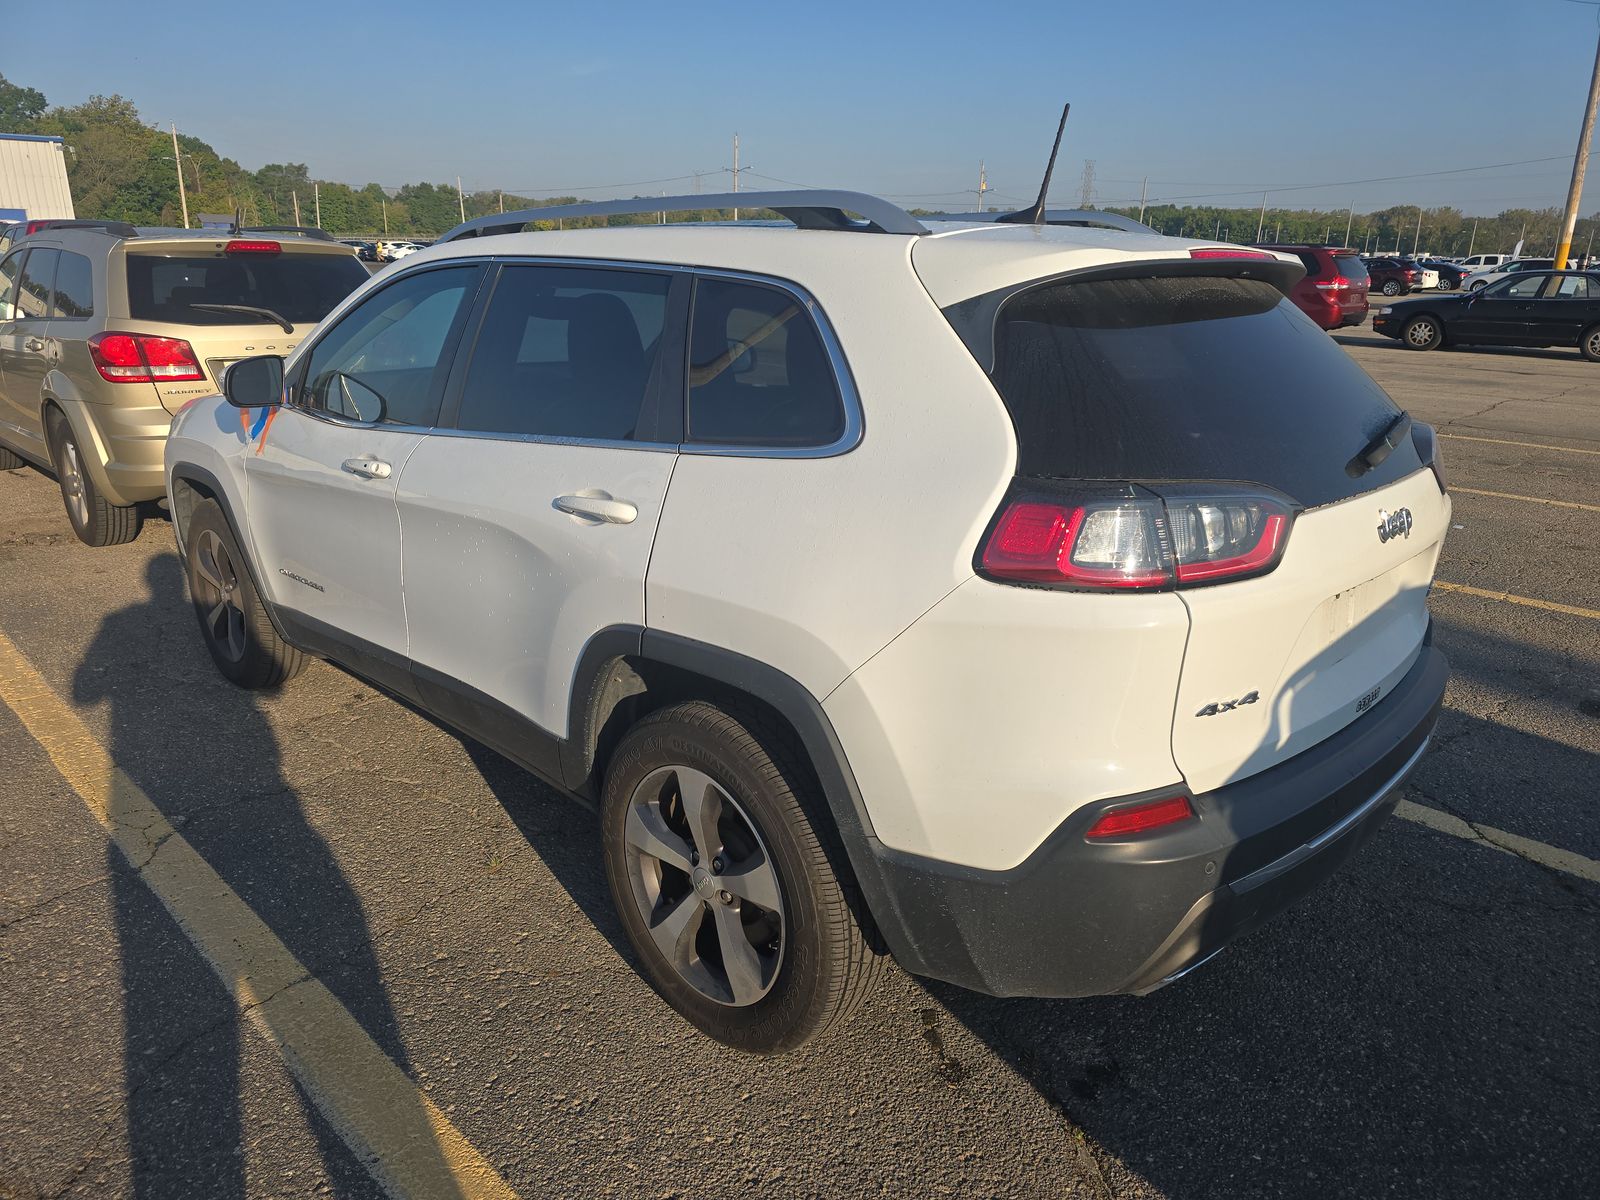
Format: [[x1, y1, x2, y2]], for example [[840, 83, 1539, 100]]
[[1377, 507, 1413, 543]]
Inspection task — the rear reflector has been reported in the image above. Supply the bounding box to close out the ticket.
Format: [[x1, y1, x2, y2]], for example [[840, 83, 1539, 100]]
[[1189, 248, 1274, 260], [87, 332, 205, 383], [1086, 795, 1195, 839], [980, 484, 1294, 592], [224, 239, 281, 254]]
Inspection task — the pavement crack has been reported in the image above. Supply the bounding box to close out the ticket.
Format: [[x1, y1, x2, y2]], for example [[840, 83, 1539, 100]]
[[0, 872, 115, 932]]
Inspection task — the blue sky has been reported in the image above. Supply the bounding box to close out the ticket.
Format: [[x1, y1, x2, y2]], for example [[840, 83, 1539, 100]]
[[8, 0, 1600, 216]]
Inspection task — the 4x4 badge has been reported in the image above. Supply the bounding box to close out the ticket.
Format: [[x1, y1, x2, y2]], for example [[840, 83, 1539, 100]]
[[1377, 507, 1413, 543], [1196, 691, 1259, 717]]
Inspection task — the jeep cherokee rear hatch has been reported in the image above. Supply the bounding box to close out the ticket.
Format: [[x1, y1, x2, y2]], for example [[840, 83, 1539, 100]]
[[115, 238, 368, 413], [940, 260, 1449, 794]]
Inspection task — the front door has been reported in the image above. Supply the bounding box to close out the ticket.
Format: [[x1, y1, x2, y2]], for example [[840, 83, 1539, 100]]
[[1454, 272, 1546, 342], [0, 248, 55, 455], [398, 262, 686, 772], [244, 262, 486, 686]]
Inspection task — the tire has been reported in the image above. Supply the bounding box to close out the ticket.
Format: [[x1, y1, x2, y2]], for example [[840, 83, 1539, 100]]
[[1437, 277, 1455, 291], [45, 408, 140, 547], [1581, 324, 1600, 363], [600, 700, 882, 1053], [1469, 280, 1488, 291], [1381, 279, 1402, 296], [1402, 315, 1444, 351], [0, 442, 22, 470], [183, 498, 306, 689]]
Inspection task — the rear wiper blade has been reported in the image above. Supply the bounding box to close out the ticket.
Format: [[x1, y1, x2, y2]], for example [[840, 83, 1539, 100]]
[[1347, 411, 1412, 477], [188, 303, 294, 334]]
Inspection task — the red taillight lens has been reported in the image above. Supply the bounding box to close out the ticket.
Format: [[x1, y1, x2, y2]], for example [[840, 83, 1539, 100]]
[[1189, 248, 1273, 260], [224, 239, 281, 254], [980, 485, 1294, 592], [982, 498, 1171, 589], [87, 332, 205, 383], [1086, 795, 1195, 839]]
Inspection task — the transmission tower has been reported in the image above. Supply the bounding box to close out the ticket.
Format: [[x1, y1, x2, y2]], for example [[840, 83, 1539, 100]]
[[1078, 159, 1096, 208]]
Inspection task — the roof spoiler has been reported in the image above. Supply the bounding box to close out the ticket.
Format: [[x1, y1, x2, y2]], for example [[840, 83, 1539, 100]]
[[436, 189, 928, 242], [23, 218, 140, 238]]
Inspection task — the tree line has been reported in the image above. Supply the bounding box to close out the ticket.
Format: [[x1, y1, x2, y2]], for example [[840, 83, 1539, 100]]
[[3, 73, 1593, 253]]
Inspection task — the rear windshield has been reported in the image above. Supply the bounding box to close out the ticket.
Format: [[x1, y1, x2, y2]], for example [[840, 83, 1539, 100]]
[[125, 252, 368, 327], [1332, 254, 1368, 283], [986, 275, 1420, 508]]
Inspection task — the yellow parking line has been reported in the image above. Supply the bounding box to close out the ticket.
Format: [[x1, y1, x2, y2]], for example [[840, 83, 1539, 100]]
[[1438, 433, 1600, 456], [1451, 486, 1600, 514], [0, 629, 520, 1200], [1432, 580, 1600, 622], [1396, 800, 1600, 885]]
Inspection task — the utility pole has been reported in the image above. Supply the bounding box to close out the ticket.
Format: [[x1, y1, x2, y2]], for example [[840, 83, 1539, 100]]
[[169, 124, 190, 229], [1555, 17, 1600, 269], [1214, 217, 1221, 238], [456, 176, 466, 224], [1345, 201, 1355, 247], [977, 161, 989, 213], [1468, 218, 1477, 257], [731, 134, 741, 221], [1586, 224, 1596, 264], [314, 181, 321, 229], [1412, 207, 1422, 256], [1256, 191, 1267, 242], [498, 189, 504, 214], [381, 198, 388, 237], [1137, 176, 1148, 224], [292, 190, 300, 226]]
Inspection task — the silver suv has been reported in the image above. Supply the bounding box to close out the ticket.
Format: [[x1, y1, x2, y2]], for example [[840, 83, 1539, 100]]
[[0, 221, 366, 545]]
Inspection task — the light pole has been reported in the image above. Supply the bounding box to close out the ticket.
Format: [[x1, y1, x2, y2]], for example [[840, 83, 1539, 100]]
[[169, 124, 189, 229], [1555, 12, 1600, 268]]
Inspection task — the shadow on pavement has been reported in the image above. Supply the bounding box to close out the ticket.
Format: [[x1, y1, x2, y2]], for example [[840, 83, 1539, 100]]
[[69, 553, 454, 1198]]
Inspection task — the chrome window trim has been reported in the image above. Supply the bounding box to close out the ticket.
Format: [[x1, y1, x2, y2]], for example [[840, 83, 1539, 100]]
[[380, 254, 863, 459]]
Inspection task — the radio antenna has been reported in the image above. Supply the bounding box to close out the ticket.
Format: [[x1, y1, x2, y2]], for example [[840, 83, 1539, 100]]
[[997, 102, 1070, 225]]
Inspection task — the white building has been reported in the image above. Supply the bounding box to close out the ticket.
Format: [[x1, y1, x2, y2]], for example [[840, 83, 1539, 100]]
[[0, 133, 75, 223]]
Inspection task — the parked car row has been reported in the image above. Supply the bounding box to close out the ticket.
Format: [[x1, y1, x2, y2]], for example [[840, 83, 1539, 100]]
[[1374, 267, 1600, 359], [3, 194, 1455, 1053]]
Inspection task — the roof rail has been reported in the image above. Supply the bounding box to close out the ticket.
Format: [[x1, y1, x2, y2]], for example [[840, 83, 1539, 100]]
[[923, 209, 1156, 235], [437, 189, 927, 243], [23, 218, 140, 238], [239, 224, 336, 242]]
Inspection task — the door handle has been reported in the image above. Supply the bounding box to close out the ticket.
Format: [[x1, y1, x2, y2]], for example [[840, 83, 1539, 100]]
[[341, 457, 393, 480], [553, 493, 638, 524], [24, 337, 45, 351]]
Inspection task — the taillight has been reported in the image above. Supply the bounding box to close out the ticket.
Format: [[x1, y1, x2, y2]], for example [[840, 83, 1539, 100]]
[[1085, 795, 1195, 839], [1189, 248, 1274, 260], [979, 483, 1295, 592], [224, 239, 281, 254], [87, 332, 205, 383]]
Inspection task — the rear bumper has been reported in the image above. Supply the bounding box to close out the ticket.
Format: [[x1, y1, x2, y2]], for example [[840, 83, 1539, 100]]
[[866, 636, 1448, 998]]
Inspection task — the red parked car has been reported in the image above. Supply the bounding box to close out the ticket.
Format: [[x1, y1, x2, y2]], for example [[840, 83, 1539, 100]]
[[1253, 244, 1370, 329]]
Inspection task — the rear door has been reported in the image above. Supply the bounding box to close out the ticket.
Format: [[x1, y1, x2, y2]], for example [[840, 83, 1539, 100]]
[[1522, 272, 1596, 343], [983, 271, 1449, 795], [245, 262, 484, 687], [398, 261, 684, 765]]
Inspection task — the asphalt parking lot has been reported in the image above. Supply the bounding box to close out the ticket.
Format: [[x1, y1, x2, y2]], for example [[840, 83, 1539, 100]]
[[1, 323, 1596, 1200]]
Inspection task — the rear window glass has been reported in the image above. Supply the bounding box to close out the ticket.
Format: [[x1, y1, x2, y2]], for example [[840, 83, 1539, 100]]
[[1332, 255, 1368, 283], [16, 248, 56, 319], [987, 275, 1420, 508], [125, 252, 368, 327]]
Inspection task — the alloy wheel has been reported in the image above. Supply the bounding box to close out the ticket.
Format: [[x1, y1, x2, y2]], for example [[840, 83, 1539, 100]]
[[621, 764, 785, 1007], [191, 528, 248, 663], [58, 438, 90, 529], [1406, 320, 1438, 348]]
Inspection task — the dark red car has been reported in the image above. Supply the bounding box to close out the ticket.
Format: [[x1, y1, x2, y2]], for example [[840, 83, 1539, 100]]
[[1362, 256, 1422, 297], [1253, 244, 1370, 329]]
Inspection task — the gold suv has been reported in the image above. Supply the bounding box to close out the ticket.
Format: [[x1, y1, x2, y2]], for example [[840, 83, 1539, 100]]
[[0, 221, 367, 544]]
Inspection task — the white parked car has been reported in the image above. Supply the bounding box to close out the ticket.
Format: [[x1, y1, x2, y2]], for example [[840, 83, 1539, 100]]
[[1459, 253, 1510, 272], [1461, 258, 1555, 291], [165, 190, 1451, 1051], [380, 240, 420, 262]]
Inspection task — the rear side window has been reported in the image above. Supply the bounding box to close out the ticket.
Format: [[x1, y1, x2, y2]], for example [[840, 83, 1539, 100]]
[[0, 250, 24, 320], [687, 277, 844, 447], [1549, 275, 1592, 298], [1332, 255, 1368, 283], [51, 251, 94, 319], [455, 264, 671, 441], [987, 274, 1419, 508], [15, 248, 56, 320], [125, 252, 368, 327]]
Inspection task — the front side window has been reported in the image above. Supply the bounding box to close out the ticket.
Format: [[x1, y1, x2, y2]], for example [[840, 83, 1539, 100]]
[[0, 250, 25, 320], [299, 266, 479, 427], [1496, 274, 1549, 299], [686, 277, 844, 447], [15, 248, 56, 320], [51, 251, 94, 319], [454, 264, 671, 441]]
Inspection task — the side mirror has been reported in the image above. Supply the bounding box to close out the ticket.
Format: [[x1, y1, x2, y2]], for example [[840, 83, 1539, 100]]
[[223, 355, 284, 409]]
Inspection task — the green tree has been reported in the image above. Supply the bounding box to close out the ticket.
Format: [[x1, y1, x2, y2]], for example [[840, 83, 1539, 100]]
[[0, 74, 47, 131]]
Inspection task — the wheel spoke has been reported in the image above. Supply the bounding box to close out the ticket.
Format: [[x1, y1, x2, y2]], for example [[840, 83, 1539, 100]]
[[624, 801, 694, 873], [710, 902, 766, 1005], [205, 599, 228, 633], [194, 538, 225, 592], [226, 606, 246, 661], [719, 850, 781, 913], [674, 767, 725, 859], [648, 892, 703, 961]]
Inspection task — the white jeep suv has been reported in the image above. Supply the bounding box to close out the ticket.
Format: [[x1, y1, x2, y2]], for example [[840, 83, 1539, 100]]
[[164, 191, 1450, 1052]]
